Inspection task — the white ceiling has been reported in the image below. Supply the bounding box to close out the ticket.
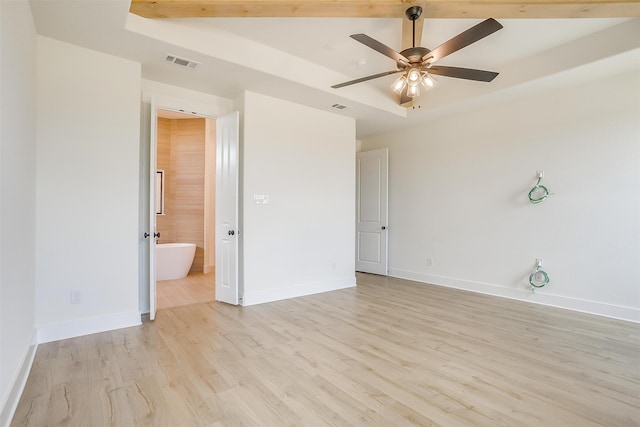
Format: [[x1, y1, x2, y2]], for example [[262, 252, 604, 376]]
[[29, 1, 639, 138], [204, 17, 627, 77]]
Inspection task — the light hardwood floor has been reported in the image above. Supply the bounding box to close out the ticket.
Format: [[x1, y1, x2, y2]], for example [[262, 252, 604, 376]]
[[12, 274, 640, 426], [156, 271, 215, 310]]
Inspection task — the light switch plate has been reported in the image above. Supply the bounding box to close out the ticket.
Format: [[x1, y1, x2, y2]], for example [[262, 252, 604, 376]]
[[254, 194, 269, 204]]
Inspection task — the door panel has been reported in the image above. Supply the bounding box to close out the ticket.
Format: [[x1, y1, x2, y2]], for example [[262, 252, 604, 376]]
[[359, 158, 383, 222], [357, 232, 381, 263], [215, 111, 240, 304], [356, 148, 388, 275], [148, 98, 158, 320]]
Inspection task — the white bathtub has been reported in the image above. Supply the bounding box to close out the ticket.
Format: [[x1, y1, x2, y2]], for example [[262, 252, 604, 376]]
[[156, 243, 196, 281]]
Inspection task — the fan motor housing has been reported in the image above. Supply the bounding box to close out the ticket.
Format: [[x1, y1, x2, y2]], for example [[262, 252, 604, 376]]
[[398, 46, 431, 68]]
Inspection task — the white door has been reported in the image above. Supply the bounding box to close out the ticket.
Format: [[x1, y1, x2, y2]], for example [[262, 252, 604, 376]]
[[148, 98, 158, 319], [356, 148, 389, 275], [215, 111, 240, 304]]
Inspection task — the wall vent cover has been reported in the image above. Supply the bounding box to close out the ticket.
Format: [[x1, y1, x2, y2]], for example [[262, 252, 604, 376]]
[[331, 103, 349, 110], [164, 54, 200, 69]]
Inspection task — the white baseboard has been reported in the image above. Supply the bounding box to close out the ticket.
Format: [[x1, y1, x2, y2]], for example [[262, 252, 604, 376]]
[[388, 269, 640, 323], [242, 276, 356, 306], [37, 311, 142, 344], [1, 331, 37, 427]]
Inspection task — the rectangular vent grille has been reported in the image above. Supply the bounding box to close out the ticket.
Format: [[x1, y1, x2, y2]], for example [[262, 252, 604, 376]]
[[164, 54, 200, 69], [331, 103, 349, 110]]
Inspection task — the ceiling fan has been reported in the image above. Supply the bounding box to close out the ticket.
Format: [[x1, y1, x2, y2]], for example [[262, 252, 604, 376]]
[[331, 6, 503, 106]]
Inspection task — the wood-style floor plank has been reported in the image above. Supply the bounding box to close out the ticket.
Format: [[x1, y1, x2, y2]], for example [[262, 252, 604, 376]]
[[156, 271, 215, 310], [11, 273, 640, 426]]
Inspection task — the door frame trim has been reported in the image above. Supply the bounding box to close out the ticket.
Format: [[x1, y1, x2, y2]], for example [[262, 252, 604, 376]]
[[355, 147, 389, 275], [140, 91, 234, 317]]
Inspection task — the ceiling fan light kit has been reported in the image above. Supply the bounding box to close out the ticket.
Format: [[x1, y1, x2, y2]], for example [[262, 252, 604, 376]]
[[331, 6, 503, 106], [391, 68, 437, 95], [391, 75, 407, 93]]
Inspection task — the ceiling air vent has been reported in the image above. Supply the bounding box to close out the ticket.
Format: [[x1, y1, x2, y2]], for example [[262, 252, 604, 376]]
[[331, 103, 349, 110], [164, 54, 200, 69]]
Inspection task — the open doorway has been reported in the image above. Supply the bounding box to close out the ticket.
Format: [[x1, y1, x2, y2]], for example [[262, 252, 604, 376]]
[[154, 109, 216, 310], [143, 99, 239, 320]]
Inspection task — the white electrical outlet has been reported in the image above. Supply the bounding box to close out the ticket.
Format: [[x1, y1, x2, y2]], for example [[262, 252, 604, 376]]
[[536, 258, 543, 267], [426, 257, 433, 267], [536, 170, 544, 179], [70, 291, 82, 304]]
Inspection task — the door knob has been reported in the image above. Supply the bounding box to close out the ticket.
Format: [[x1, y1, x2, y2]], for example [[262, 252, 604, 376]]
[[154, 232, 161, 238], [381, 226, 386, 230], [228, 230, 235, 236], [144, 232, 150, 238]]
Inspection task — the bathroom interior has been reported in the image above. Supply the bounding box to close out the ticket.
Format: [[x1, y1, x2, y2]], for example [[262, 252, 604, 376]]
[[154, 109, 216, 310]]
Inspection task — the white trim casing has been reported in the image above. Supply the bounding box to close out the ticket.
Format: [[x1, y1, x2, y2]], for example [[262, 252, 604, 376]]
[[242, 277, 356, 306], [0, 332, 37, 427], [37, 311, 142, 344], [389, 269, 640, 323]]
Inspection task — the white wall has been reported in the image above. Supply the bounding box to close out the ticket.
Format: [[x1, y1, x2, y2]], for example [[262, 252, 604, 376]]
[[361, 70, 640, 322], [36, 37, 142, 342], [141, 80, 234, 115], [0, 1, 38, 424], [241, 91, 356, 305]]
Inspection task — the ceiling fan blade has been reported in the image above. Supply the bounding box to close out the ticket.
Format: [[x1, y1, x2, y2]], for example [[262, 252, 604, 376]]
[[350, 34, 410, 65], [427, 65, 499, 82], [422, 18, 503, 64], [399, 85, 413, 106], [331, 69, 404, 89]]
